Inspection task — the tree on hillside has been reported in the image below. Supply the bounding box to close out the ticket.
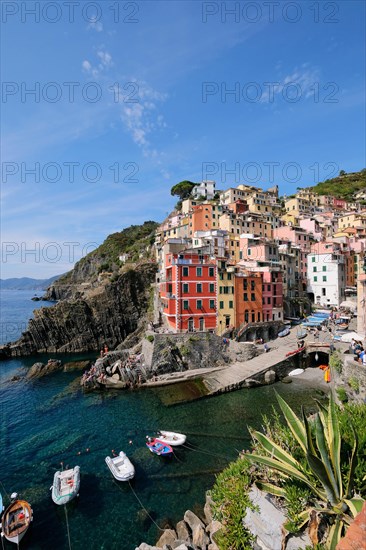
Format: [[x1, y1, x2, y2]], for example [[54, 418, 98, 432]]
[[339, 170, 346, 176], [170, 180, 197, 200]]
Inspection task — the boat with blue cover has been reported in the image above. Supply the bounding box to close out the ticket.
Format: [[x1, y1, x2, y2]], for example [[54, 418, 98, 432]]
[[146, 437, 173, 456]]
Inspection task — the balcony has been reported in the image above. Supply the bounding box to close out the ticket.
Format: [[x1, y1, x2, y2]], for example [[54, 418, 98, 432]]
[[166, 293, 176, 299]]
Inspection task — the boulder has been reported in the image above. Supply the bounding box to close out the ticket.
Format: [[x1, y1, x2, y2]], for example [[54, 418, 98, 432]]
[[204, 494, 214, 525], [264, 370, 276, 384], [192, 524, 209, 549], [26, 360, 63, 379], [206, 520, 222, 539], [63, 360, 92, 372], [184, 510, 205, 533], [176, 520, 191, 542], [156, 529, 177, 548], [336, 501, 366, 550], [135, 544, 160, 550]]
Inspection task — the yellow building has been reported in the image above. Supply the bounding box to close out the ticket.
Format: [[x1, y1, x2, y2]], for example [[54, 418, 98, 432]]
[[217, 260, 235, 333], [338, 212, 366, 231]]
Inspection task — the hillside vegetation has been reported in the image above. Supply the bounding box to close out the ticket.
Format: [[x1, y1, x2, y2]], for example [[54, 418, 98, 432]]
[[311, 169, 366, 200], [54, 221, 159, 286]]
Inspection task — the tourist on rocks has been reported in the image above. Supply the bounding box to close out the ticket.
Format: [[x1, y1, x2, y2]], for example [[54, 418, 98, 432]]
[[263, 343, 269, 353], [104, 344, 109, 355]]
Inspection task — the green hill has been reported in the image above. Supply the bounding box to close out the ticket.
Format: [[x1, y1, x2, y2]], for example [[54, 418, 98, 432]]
[[310, 169, 366, 200]]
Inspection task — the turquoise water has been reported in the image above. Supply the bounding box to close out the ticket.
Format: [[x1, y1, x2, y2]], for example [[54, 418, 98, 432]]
[[0, 291, 326, 549]]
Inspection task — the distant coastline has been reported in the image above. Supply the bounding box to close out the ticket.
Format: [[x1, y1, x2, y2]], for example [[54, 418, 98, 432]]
[[0, 274, 62, 291]]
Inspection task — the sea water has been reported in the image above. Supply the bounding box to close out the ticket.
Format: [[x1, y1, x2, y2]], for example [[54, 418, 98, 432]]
[[0, 289, 325, 549]]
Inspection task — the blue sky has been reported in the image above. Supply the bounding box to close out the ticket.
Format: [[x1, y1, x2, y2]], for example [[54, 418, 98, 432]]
[[1, 0, 365, 278]]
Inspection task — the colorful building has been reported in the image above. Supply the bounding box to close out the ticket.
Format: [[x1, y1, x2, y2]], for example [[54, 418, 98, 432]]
[[160, 249, 217, 332]]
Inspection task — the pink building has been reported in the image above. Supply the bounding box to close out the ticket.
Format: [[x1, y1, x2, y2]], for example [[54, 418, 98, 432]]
[[274, 226, 312, 285]]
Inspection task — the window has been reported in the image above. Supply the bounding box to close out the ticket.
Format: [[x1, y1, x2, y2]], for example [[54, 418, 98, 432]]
[[243, 280, 248, 290], [251, 280, 255, 291], [183, 300, 189, 310], [314, 276, 317, 282], [313, 267, 317, 272], [247, 248, 251, 256], [183, 283, 189, 293], [219, 300, 224, 309], [209, 267, 214, 277], [322, 288, 326, 296], [227, 273, 232, 280], [322, 276, 327, 282], [268, 285, 271, 291], [229, 301, 233, 309], [183, 267, 189, 276], [244, 293, 248, 301], [252, 311, 255, 322], [267, 297, 271, 304], [196, 267, 202, 277], [251, 293, 255, 301], [209, 283, 215, 293], [322, 266, 326, 271], [257, 312, 261, 322], [197, 300, 203, 309], [209, 299, 215, 309], [197, 283, 202, 293]]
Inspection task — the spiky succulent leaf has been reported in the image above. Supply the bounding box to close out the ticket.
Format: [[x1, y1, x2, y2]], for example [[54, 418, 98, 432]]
[[327, 394, 342, 499], [246, 453, 326, 501], [345, 424, 358, 499], [306, 450, 339, 506], [314, 413, 340, 501], [275, 392, 307, 453], [344, 498, 365, 518], [250, 430, 300, 469], [327, 519, 344, 550], [255, 481, 286, 497]]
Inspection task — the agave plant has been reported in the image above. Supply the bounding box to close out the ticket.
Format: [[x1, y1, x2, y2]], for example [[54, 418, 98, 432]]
[[246, 393, 364, 549]]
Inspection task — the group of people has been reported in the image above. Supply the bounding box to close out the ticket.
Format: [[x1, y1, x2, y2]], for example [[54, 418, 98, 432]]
[[351, 339, 366, 365]]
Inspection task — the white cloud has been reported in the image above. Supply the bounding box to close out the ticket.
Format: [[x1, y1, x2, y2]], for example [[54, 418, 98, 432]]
[[260, 65, 320, 103], [88, 20, 103, 32]]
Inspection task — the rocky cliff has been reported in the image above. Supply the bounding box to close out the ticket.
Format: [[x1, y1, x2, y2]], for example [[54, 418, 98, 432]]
[[0, 222, 159, 358], [0, 263, 157, 357]]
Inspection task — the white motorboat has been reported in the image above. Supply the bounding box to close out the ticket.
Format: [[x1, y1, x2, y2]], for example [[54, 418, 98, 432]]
[[156, 430, 186, 446], [1, 497, 33, 544], [105, 451, 135, 481], [51, 466, 80, 505]]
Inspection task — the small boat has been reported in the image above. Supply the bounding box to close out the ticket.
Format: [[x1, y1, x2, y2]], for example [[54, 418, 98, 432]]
[[146, 438, 173, 456], [155, 430, 186, 446], [278, 328, 290, 338], [1, 497, 33, 544], [296, 329, 307, 340], [51, 466, 80, 505], [105, 452, 135, 481], [288, 368, 304, 377], [0, 491, 3, 516]]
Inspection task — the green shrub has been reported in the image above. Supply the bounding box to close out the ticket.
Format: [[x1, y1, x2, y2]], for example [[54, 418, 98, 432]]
[[348, 376, 360, 393], [283, 483, 312, 533], [179, 345, 189, 356], [329, 351, 343, 374], [145, 335, 154, 343], [336, 387, 348, 403], [211, 458, 256, 550]]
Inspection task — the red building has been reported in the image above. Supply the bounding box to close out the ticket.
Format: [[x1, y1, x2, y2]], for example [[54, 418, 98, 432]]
[[160, 250, 217, 332]]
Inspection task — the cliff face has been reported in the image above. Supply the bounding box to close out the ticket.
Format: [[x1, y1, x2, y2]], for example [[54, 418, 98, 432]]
[[1, 263, 157, 357]]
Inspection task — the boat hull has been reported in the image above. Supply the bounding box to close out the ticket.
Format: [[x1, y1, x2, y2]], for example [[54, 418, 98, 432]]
[[105, 452, 135, 481], [2, 499, 33, 544], [51, 466, 80, 505], [156, 431, 186, 446]]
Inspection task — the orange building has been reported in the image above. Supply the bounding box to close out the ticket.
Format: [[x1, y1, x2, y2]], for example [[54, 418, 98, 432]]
[[189, 204, 216, 235], [160, 250, 217, 332], [234, 270, 263, 327]]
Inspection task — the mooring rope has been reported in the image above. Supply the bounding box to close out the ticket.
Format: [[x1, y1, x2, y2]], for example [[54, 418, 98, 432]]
[[181, 442, 234, 461], [116, 480, 164, 533], [64, 505, 72, 550]]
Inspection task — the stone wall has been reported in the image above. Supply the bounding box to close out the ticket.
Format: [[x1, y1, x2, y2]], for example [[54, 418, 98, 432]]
[[331, 353, 366, 404]]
